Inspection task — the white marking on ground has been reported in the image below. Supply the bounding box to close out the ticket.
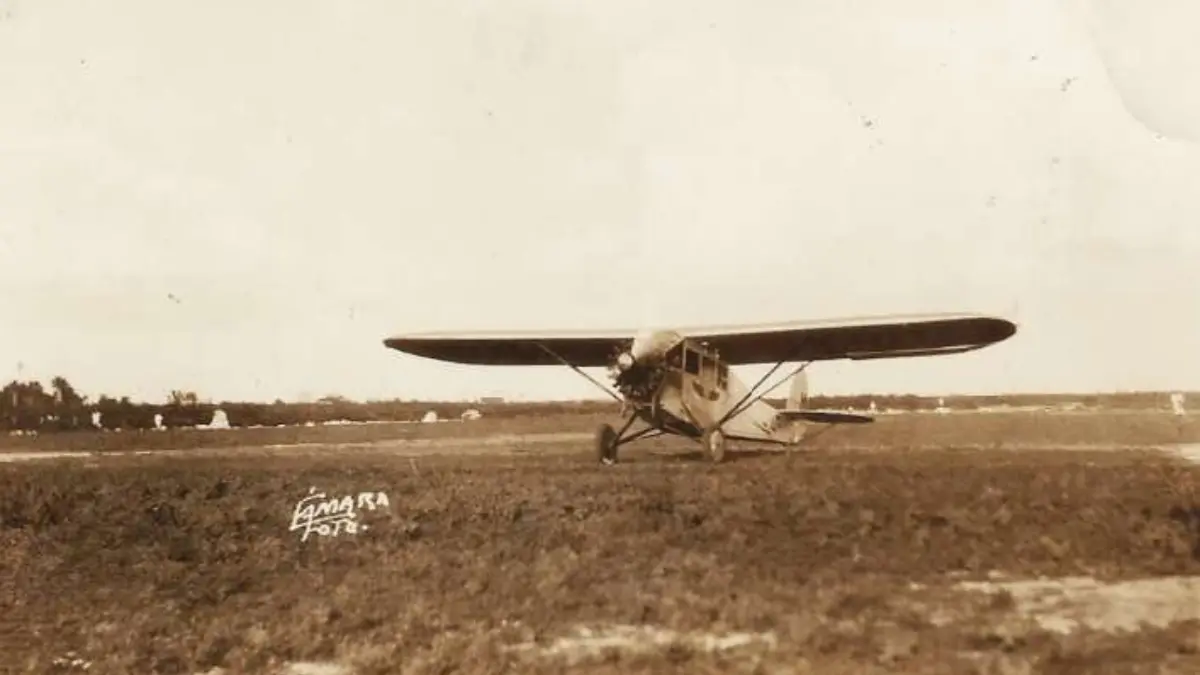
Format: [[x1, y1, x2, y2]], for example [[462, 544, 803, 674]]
[[51, 652, 91, 671], [1161, 443, 1200, 465], [505, 624, 777, 664], [957, 575, 1200, 634], [190, 625, 774, 674], [0, 451, 92, 463]]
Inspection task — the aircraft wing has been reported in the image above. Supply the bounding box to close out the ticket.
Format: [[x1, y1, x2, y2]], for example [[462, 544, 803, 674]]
[[679, 312, 1016, 365], [382, 312, 1016, 367], [382, 329, 630, 367]]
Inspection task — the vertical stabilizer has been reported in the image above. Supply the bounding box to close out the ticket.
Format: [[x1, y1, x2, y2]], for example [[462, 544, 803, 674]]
[[787, 370, 809, 410]]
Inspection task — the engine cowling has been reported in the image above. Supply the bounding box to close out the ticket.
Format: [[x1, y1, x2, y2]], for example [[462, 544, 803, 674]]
[[628, 329, 683, 364], [608, 329, 683, 403]]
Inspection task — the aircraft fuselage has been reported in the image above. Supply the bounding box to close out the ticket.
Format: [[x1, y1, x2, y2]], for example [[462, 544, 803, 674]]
[[609, 331, 792, 444]]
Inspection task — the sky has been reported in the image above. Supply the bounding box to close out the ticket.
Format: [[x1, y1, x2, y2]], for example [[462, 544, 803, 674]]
[[1, 0, 1199, 403]]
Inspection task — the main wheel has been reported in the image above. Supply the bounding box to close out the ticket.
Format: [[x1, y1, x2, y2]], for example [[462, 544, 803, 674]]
[[701, 428, 726, 463], [595, 423, 619, 465]]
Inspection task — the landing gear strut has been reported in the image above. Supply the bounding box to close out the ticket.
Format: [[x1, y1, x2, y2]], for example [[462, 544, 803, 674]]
[[594, 413, 664, 465]]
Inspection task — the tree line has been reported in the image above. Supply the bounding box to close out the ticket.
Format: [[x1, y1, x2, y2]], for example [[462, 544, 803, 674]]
[[0, 376, 1186, 433], [0, 377, 624, 432]]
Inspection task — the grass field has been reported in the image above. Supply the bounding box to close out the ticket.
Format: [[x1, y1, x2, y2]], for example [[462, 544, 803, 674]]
[[3, 409, 1199, 455], [3, 411, 1200, 674]]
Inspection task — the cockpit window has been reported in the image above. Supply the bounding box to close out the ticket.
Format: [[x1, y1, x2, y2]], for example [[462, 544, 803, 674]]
[[683, 348, 700, 374]]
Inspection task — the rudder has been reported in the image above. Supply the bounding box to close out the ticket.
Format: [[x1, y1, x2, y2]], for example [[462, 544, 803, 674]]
[[787, 370, 808, 410]]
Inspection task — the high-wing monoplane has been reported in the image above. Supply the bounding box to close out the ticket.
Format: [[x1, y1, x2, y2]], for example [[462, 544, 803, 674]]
[[383, 313, 1017, 463]]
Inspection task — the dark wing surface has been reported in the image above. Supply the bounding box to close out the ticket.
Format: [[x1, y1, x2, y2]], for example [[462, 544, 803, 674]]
[[382, 329, 632, 367], [383, 313, 1016, 367], [678, 313, 1016, 365]]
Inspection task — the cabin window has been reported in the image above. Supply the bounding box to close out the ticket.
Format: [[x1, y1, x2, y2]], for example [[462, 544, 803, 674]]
[[683, 348, 700, 375]]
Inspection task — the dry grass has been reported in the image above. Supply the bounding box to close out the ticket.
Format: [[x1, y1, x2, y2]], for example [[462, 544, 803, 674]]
[[3, 415, 1200, 674], [3, 409, 1198, 456], [0, 415, 588, 454]]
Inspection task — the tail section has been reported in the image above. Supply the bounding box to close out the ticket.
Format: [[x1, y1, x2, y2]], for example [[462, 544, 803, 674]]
[[775, 369, 874, 425], [774, 408, 874, 425], [787, 370, 808, 410]]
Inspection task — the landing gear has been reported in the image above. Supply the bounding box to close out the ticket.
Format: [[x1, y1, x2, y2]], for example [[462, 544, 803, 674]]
[[701, 428, 726, 463], [594, 414, 665, 466], [595, 423, 618, 465]]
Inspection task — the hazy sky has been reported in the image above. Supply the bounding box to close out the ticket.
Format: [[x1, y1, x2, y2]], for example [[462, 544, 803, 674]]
[[2, 0, 1198, 403]]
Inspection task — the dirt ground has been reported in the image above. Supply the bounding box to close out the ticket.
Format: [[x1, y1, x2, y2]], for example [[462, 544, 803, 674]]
[[3, 413, 1200, 674]]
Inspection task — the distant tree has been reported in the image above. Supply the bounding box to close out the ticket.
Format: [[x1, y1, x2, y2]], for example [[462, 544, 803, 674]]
[[168, 390, 200, 407], [92, 394, 154, 430], [49, 376, 87, 430], [0, 381, 18, 430], [50, 376, 82, 406], [0, 380, 55, 430]]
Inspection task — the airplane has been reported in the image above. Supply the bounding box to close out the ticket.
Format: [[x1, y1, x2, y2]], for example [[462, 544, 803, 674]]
[[382, 313, 1017, 464]]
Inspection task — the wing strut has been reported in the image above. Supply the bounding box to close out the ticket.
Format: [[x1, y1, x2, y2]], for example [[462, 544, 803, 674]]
[[533, 342, 623, 403], [715, 360, 812, 430]]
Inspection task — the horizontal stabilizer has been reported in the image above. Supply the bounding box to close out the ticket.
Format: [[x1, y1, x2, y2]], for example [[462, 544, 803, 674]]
[[775, 409, 874, 425]]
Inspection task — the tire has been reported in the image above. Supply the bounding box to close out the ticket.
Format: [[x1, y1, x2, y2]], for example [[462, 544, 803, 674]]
[[595, 423, 618, 465], [701, 428, 726, 463]]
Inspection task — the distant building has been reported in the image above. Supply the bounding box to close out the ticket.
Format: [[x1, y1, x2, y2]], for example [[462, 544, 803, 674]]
[[1171, 392, 1187, 416], [479, 397, 505, 405], [197, 409, 231, 430]]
